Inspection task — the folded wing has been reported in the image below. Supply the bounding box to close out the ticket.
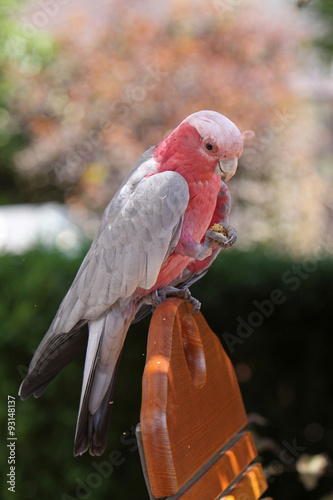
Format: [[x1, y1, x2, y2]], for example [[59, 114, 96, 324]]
[[19, 168, 190, 413]]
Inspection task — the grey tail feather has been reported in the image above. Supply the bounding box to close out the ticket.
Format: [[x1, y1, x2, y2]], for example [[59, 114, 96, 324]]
[[19, 324, 88, 400], [74, 353, 122, 457]]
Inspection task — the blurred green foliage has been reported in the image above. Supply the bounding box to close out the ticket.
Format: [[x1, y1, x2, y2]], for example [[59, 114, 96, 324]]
[[313, 0, 333, 62], [1, 247, 333, 499]]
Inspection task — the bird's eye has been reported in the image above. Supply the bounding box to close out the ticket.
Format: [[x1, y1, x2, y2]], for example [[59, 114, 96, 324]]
[[205, 143, 213, 151]]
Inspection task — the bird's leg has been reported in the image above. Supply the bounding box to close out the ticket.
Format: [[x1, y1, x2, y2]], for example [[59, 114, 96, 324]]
[[151, 286, 201, 314], [198, 222, 237, 259]]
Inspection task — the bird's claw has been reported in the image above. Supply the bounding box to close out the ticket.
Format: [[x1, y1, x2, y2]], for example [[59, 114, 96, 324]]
[[152, 286, 201, 315], [206, 222, 237, 250]]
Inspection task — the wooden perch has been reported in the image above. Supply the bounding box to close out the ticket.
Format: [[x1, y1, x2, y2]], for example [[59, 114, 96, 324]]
[[137, 298, 271, 500]]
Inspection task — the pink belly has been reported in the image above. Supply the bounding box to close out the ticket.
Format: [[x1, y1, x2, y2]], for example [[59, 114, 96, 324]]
[[151, 253, 192, 291], [150, 176, 221, 291]]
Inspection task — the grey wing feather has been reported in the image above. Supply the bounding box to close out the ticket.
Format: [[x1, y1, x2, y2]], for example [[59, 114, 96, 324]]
[[70, 169, 189, 316], [54, 160, 189, 329], [19, 155, 189, 400], [19, 323, 89, 400], [21, 149, 157, 380]]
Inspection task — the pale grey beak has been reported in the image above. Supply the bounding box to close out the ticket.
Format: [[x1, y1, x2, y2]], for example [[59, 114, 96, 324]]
[[215, 157, 238, 181]]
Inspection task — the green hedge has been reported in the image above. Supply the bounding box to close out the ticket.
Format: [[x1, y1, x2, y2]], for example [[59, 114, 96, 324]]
[[1, 247, 333, 499]]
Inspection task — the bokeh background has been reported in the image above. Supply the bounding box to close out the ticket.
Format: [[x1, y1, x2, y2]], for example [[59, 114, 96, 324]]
[[1, 0, 333, 498]]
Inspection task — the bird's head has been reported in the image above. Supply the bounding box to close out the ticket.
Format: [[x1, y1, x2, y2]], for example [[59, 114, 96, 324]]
[[182, 110, 253, 181], [155, 110, 253, 181]]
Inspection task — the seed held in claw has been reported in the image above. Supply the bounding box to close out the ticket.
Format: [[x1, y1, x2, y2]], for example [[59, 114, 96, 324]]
[[210, 223, 228, 236]]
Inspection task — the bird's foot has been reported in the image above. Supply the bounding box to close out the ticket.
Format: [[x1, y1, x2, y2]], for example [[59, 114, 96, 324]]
[[151, 286, 201, 315], [205, 222, 237, 250]]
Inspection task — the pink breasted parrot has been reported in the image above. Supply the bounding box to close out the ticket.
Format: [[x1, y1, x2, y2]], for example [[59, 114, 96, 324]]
[[19, 110, 248, 456]]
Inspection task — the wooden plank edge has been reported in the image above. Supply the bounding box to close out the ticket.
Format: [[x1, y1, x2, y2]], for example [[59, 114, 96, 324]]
[[219, 463, 268, 500], [172, 431, 257, 500]]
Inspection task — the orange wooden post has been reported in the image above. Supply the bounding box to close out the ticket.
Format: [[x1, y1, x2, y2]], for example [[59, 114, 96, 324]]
[[136, 298, 270, 500]]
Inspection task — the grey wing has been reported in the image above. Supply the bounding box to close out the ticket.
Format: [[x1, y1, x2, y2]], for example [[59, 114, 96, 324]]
[[20, 168, 189, 400], [30, 169, 188, 350], [62, 169, 189, 324]]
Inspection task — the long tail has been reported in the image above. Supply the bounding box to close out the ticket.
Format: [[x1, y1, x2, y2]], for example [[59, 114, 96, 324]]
[[74, 309, 133, 456]]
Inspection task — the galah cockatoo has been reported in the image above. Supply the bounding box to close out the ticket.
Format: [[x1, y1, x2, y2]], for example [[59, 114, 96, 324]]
[[19, 110, 250, 456]]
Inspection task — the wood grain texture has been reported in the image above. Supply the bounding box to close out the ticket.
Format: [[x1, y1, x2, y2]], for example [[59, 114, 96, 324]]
[[220, 463, 268, 500], [140, 298, 248, 497]]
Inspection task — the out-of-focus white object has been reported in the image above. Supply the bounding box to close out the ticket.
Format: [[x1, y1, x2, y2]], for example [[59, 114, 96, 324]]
[[296, 453, 329, 490], [0, 203, 83, 254]]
